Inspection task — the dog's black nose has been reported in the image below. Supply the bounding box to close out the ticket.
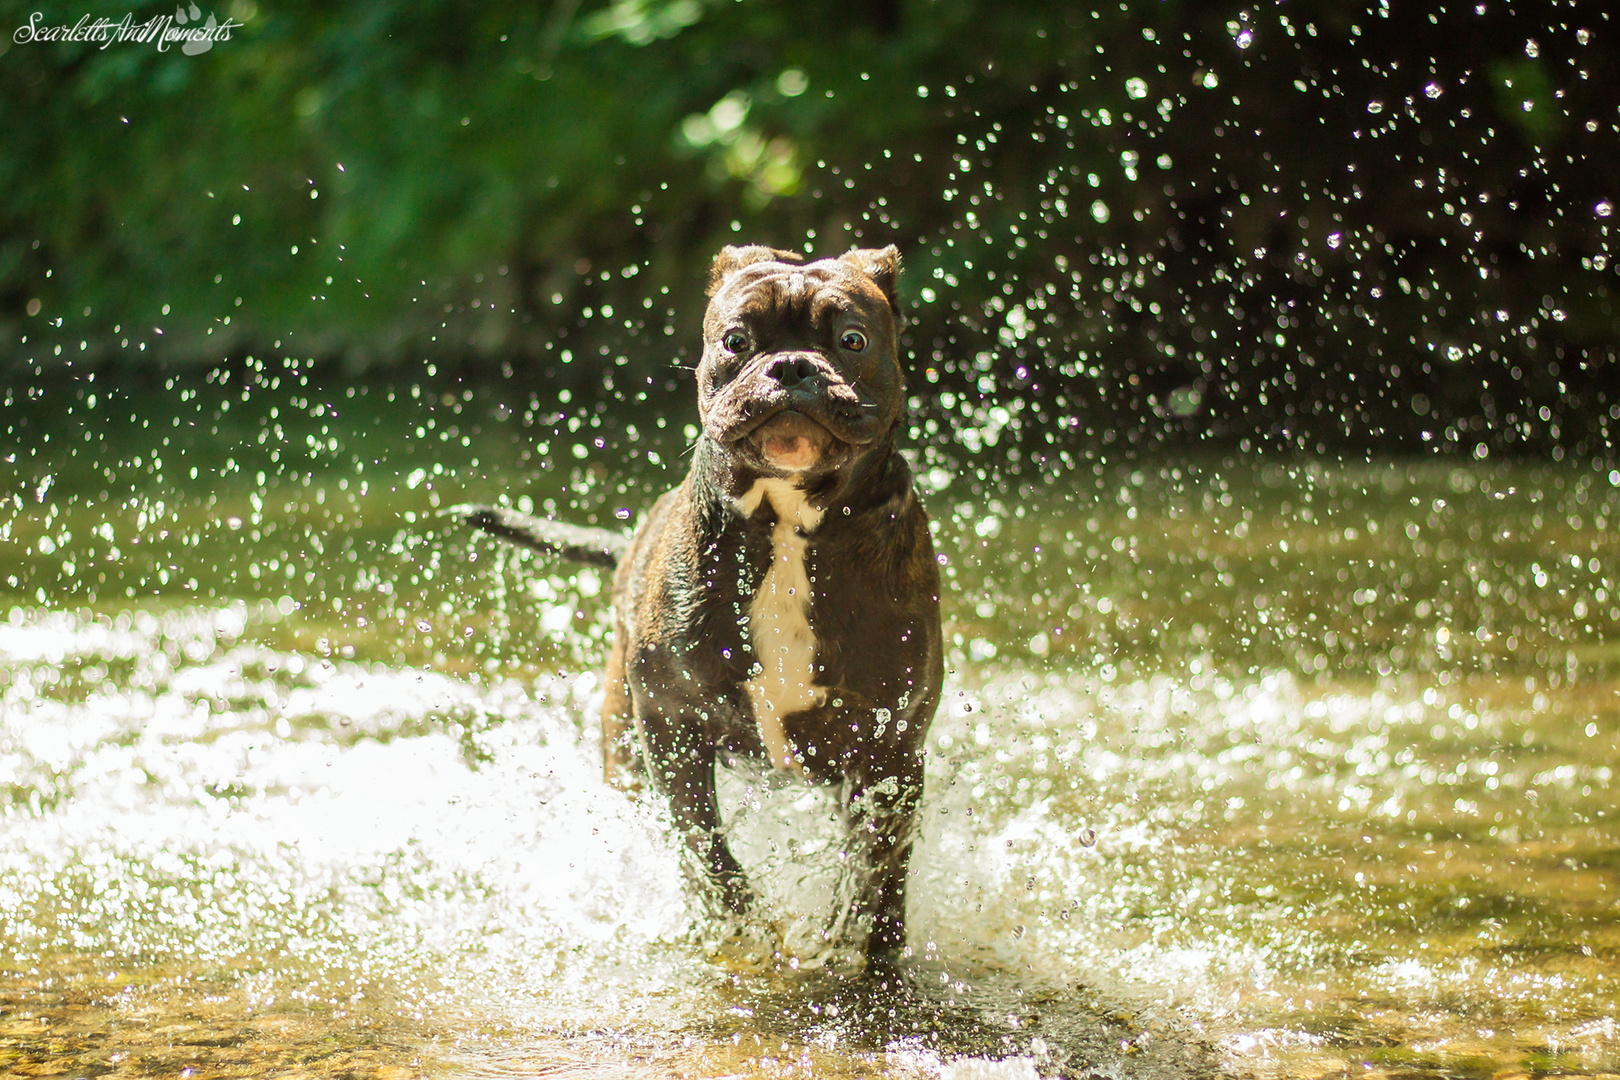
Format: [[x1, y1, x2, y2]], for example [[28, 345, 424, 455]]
[[764, 356, 817, 387]]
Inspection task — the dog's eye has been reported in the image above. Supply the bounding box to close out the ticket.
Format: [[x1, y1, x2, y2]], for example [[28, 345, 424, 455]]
[[721, 330, 749, 354], [840, 329, 869, 352]]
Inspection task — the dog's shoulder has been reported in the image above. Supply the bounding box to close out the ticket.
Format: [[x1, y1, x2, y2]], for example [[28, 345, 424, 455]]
[[618, 468, 769, 672]]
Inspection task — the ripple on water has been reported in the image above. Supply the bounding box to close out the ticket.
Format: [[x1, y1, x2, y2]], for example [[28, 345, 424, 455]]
[[3, 602, 1619, 1078]]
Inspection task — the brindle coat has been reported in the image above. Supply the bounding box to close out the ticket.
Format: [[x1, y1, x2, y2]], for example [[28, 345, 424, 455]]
[[601, 246, 943, 957], [462, 245, 943, 958]]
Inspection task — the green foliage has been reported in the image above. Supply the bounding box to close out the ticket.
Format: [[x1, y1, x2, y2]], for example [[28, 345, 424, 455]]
[[1, 0, 1615, 453]]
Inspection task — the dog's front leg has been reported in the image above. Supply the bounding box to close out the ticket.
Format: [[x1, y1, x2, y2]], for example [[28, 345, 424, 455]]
[[846, 748, 925, 959], [638, 708, 753, 916], [599, 628, 643, 791]]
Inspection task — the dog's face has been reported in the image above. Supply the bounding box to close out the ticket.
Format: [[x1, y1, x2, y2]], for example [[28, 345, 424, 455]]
[[697, 245, 904, 479]]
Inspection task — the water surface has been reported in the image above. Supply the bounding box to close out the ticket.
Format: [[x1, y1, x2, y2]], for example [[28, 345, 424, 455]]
[[3, 378, 1618, 1078]]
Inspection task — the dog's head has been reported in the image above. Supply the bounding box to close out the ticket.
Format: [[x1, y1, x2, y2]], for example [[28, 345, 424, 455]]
[[697, 244, 905, 480]]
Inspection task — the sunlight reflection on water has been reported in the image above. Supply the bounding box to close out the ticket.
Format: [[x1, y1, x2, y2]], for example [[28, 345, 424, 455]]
[[3, 380, 1619, 1077], [3, 587, 1617, 1078]]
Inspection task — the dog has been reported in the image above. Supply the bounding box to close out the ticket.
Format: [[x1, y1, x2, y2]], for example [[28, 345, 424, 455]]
[[456, 245, 943, 959]]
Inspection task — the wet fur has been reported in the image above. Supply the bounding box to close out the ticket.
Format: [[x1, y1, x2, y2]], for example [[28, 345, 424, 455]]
[[460, 245, 943, 959]]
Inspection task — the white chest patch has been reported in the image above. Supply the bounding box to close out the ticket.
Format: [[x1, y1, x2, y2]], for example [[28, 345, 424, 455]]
[[734, 478, 826, 772]]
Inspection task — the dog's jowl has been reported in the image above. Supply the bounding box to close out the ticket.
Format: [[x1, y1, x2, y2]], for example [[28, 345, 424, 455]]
[[460, 245, 944, 959]]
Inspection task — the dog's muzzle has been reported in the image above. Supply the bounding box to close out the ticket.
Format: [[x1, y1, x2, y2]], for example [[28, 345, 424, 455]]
[[749, 411, 832, 471]]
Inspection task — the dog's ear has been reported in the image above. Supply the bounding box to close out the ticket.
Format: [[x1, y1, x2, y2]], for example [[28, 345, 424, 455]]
[[707, 245, 804, 296], [838, 245, 902, 315]]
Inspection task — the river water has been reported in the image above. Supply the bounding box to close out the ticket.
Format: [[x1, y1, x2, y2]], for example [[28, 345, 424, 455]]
[[2, 377, 1617, 1079]]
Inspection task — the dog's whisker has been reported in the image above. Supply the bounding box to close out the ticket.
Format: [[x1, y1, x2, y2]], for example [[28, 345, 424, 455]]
[[456, 243, 936, 961]]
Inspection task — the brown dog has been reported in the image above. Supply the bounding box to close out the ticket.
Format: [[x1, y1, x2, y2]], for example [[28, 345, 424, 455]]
[[458, 245, 943, 959]]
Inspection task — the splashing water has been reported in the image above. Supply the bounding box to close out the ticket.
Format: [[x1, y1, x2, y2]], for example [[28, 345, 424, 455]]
[[3, 379, 1618, 1079]]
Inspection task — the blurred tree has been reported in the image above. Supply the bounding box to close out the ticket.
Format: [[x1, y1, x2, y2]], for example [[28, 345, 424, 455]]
[[1, 0, 1614, 454]]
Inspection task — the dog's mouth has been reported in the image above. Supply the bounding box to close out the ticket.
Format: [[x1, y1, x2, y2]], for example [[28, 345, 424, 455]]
[[747, 411, 833, 472]]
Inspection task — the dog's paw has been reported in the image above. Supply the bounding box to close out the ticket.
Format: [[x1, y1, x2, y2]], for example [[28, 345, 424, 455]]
[[694, 916, 777, 973]]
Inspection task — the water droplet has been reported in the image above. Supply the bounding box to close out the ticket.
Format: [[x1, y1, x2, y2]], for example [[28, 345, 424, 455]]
[[776, 69, 808, 97]]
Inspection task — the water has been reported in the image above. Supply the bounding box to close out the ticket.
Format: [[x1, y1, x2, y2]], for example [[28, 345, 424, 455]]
[[3, 377, 1618, 1079]]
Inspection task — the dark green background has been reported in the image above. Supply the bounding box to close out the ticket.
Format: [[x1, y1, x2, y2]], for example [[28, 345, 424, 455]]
[[2, 0, 1615, 454]]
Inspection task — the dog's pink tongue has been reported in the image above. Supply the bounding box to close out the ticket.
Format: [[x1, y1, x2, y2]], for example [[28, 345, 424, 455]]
[[763, 434, 820, 469], [756, 413, 830, 470]]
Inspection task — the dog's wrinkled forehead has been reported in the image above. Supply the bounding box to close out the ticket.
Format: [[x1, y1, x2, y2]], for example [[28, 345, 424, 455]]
[[704, 245, 902, 335], [708, 267, 882, 333]]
